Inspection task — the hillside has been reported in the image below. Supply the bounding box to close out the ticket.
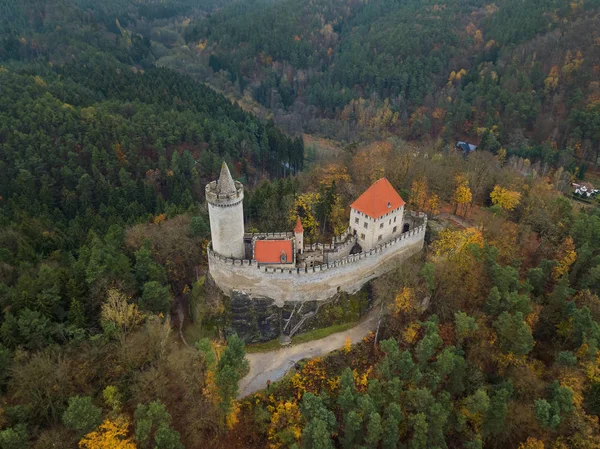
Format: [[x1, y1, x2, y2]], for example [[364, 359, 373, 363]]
[[2, 1, 600, 449], [187, 0, 600, 170]]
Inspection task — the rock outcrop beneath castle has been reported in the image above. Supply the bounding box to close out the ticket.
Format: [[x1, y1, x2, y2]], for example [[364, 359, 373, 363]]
[[229, 292, 281, 342], [227, 286, 373, 343], [209, 212, 427, 305]]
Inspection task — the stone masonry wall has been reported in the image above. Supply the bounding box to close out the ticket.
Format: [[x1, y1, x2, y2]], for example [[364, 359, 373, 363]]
[[208, 215, 427, 306]]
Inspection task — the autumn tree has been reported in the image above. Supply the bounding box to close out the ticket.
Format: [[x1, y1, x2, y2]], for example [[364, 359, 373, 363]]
[[490, 185, 521, 211], [79, 417, 136, 449], [409, 179, 428, 210], [453, 175, 472, 216], [427, 193, 440, 217], [518, 437, 545, 449]]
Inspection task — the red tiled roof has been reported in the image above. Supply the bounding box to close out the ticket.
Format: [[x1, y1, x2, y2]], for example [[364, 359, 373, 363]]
[[350, 178, 405, 219], [294, 217, 304, 233], [254, 240, 293, 264]]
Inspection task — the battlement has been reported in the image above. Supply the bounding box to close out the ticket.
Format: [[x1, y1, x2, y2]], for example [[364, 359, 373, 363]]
[[209, 214, 426, 274], [208, 214, 426, 304], [205, 180, 244, 206], [245, 232, 295, 240]]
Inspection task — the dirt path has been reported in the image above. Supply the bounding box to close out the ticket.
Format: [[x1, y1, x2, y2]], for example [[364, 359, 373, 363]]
[[238, 310, 380, 398]]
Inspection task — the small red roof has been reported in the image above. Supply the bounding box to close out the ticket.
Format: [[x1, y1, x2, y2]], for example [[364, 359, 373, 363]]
[[294, 217, 304, 233], [254, 240, 293, 264], [350, 178, 405, 219]]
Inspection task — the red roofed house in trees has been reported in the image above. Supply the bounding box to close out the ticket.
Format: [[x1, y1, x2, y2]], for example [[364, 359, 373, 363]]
[[349, 178, 406, 250]]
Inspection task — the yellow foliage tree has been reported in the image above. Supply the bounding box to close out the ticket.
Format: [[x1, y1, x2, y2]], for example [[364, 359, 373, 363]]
[[392, 287, 417, 315], [79, 417, 136, 449], [344, 337, 352, 353], [267, 400, 302, 449], [330, 195, 349, 236], [496, 148, 507, 166], [226, 400, 241, 429], [289, 193, 320, 241], [101, 289, 143, 335], [545, 66, 560, 93], [433, 228, 484, 267], [490, 185, 521, 211], [403, 322, 421, 344], [563, 50, 584, 75], [428, 193, 440, 216], [518, 437, 545, 449], [290, 358, 328, 398], [474, 29, 483, 46], [553, 237, 577, 279], [453, 175, 472, 216], [410, 179, 428, 210]]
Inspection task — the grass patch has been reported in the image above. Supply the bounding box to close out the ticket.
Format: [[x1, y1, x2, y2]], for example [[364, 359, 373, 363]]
[[246, 322, 357, 353], [291, 322, 356, 344], [181, 319, 218, 346], [246, 338, 285, 354]]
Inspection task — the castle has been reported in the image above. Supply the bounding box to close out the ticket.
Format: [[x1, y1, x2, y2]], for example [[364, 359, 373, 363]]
[[206, 163, 427, 305]]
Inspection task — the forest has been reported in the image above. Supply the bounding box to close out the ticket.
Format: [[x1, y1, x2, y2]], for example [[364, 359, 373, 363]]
[[1, 0, 600, 448], [186, 0, 600, 169]]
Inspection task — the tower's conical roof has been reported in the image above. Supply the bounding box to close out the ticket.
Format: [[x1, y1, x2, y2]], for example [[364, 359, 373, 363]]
[[294, 216, 304, 233], [216, 162, 237, 195]]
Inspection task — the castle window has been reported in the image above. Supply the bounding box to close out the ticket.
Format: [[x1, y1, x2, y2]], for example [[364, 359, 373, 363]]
[[394, 216, 397, 222], [360, 233, 365, 240], [380, 223, 384, 229], [355, 217, 359, 224], [389, 219, 391, 225], [364, 222, 368, 229], [378, 235, 383, 241], [393, 226, 397, 233]]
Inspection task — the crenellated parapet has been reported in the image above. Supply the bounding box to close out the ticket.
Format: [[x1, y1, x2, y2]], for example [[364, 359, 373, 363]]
[[207, 215, 427, 304], [205, 179, 244, 207]]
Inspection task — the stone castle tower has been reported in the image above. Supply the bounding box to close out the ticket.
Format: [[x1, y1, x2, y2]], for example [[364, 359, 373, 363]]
[[206, 162, 245, 259]]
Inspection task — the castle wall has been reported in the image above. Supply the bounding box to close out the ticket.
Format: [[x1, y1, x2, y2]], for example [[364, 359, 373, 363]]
[[324, 236, 356, 263], [208, 216, 426, 306]]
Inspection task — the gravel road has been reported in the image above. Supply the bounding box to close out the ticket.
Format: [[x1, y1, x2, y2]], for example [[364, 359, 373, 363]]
[[238, 309, 380, 398]]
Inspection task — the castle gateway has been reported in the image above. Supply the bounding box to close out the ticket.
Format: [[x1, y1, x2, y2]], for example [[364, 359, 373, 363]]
[[206, 163, 427, 305]]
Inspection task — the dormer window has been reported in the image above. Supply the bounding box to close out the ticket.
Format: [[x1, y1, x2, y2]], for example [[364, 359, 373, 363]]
[[387, 202, 391, 208], [280, 251, 287, 263]]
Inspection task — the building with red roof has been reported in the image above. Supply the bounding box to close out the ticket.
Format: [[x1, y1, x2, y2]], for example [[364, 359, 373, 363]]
[[254, 239, 294, 265], [349, 178, 406, 250]]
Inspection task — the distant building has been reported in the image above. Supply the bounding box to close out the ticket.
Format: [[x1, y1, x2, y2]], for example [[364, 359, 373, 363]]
[[573, 182, 599, 198], [456, 141, 477, 154]]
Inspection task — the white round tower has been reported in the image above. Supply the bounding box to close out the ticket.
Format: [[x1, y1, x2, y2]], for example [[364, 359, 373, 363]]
[[206, 162, 245, 259]]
